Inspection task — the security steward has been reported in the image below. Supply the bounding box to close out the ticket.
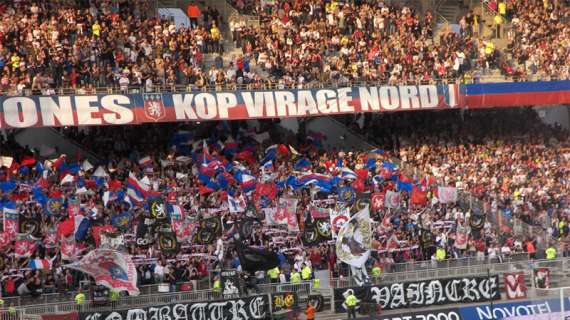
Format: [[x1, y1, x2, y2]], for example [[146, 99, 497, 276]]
[[345, 289, 358, 319]]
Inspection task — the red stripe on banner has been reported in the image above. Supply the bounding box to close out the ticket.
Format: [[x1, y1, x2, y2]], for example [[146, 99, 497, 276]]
[[466, 91, 570, 108]]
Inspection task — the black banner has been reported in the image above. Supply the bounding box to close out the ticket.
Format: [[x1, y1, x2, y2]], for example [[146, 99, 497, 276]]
[[158, 227, 179, 254], [79, 295, 270, 320], [271, 292, 298, 313], [334, 275, 500, 313], [302, 218, 332, 246], [353, 192, 371, 212], [221, 270, 241, 297], [149, 199, 169, 221], [135, 215, 155, 248], [194, 217, 222, 245]]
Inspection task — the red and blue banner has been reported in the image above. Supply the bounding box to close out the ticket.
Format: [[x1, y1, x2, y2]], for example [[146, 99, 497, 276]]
[[66, 249, 139, 295], [0, 81, 567, 128]]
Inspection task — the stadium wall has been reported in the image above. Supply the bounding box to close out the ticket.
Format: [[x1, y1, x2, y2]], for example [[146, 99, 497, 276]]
[[0, 81, 567, 128]]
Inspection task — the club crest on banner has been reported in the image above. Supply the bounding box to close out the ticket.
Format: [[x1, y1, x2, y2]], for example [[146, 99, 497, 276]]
[[143, 94, 166, 121], [504, 272, 527, 300], [149, 199, 167, 220], [534, 268, 550, 289]]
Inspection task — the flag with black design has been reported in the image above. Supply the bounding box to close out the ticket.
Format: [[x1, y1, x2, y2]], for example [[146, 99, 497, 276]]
[[135, 215, 155, 248], [353, 192, 371, 213], [419, 228, 436, 259], [221, 269, 241, 297], [470, 214, 485, 230], [303, 218, 332, 246], [19, 216, 41, 237], [194, 217, 222, 245], [157, 225, 179, 254], [235, 239, 279, 273], [148, 199, 169, 222]]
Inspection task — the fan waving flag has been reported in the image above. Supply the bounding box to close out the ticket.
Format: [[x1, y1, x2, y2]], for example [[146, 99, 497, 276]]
[[66, 249, 139, 295], [335, 206, 372, 268]]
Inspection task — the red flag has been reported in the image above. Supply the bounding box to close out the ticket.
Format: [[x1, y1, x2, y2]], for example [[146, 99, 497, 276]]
[[15, 236, 36, 258], [199, 185, 215, 195], [21, 156, 36, 166], [108, 180, 122, 192], [235, 151, 256, 165], [352, 179, 365, 193], [57, 219, 75, 239], [0, 232, 10, 248], [277, 144, 290, 156], [10, 192, 29, 201], [255, 182, 277, 200], [411, 186, 427, 205], [61, 236, 77, 261], [371, 192, 385, 212], [355, 169, 368, 181]]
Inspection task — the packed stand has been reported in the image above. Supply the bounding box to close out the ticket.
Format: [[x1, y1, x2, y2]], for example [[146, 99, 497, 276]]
[[491, 0, 570, 80], [0, 108, 568, 300], [233, 0, 480, 88], [0, 0, 248, 95]]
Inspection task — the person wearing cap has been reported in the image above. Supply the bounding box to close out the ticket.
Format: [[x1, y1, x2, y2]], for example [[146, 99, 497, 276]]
[[344, 289, 358, 319]]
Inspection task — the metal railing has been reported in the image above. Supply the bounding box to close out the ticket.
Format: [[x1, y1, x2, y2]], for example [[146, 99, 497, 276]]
[[331, 257, 570, 288], [17, 281, 312, 316]]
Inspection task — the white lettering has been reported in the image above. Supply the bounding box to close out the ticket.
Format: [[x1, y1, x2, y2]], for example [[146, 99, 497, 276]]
[[379, 86, 400, 110], [194, 93, 217, 120], [101, 95, 133, 124], [207, 302, 226, 320], [447, 84, 457, 107], [38, 97, 74, 126], [75, 96, 102, 125], [3, 97, 38, 128], [242, 92, 264, 118], [126, 309, 147, 320], [216, 93, 237, 119], [315, 90, 338, 114], [248, 296, 268, 319], [297, 91, 318, 116], [172, 94, 197, 120], [337, 88, 354, 112], [399, 86, 421, 109], [188, 302, 207, 320], [359, 87, 380, 111], [171, 304, 187, 320], [274, 91, 296, 116], [419, 85, 438, 108]]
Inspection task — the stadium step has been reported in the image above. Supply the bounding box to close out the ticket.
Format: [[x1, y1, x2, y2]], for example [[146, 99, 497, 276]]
[[14, 128, 101, 163], [278, 117, 377, 151]]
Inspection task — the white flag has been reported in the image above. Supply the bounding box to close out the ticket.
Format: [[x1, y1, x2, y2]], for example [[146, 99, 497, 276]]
[[384, 190, 401, 208], [438, 187, 458, 203], [335, 206, 372, 268]]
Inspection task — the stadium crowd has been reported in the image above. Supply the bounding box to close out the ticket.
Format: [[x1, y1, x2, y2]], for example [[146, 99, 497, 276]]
[[233, 1, 480, 87], [0, 108, 568, 299], [0, 0, 240, 95], [502, 0, 570, 80], [0, 0, 568, 95]]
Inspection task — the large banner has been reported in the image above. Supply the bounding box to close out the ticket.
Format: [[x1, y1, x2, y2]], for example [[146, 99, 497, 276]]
[[334, 275, 500, 312], [459, 298, 570, 320], [2, 81, 568, 128], [66, 249, 139, 296], [79, 295, 270, 320]]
